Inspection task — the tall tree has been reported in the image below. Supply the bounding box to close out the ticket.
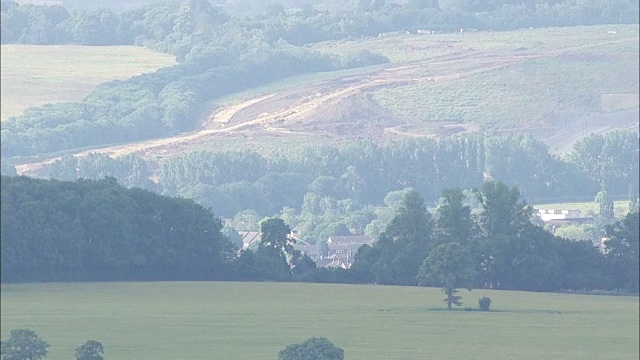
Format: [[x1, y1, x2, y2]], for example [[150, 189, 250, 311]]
[[416, 242, 475, 310], [596, 184, 614, 220], [258, 217, 294, 257], [435, 188, 475, 246], [603, 212, 639, 292], [378, 190, 434, 285], [1, 329, 49, 360]]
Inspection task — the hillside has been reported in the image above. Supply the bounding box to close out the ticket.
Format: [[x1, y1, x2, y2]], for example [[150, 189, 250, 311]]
[[0, 45, 176, 121], [8, 25, 640, 177]]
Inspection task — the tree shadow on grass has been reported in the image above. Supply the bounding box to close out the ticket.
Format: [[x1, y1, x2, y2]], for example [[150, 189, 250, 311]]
[[394, 307, 564, 315]]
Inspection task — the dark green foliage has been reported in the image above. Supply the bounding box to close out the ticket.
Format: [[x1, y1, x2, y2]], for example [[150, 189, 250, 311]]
[[596, 186, 615, 220], [570, 132, 640, 194], [604, 212, 639, 292], [471, 181, 562, 291], [0, 329, 49, 360], [554, 238, 613, 291], [485, 134, 599, 202], [417, 242, 475, 310], [434, 188, 474, 246], [351, 190, 434, 285], [74, 340, 104, 360], [0, 175, 234, 282], [478, 297, 491, 311], [232, 217, 309, 282], [278, 337, 344, 360]]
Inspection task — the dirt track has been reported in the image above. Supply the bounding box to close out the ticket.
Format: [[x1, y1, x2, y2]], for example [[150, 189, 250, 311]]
[[14, 36, 640, 176]]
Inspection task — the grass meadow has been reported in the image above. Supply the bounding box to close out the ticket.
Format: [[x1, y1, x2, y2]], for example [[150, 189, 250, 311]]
[[1, 281, 638, 360], [0, 45, 175, 121]]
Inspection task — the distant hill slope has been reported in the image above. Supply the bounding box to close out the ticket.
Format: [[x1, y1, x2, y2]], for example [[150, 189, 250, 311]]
[[10, 25, 640, 175], [0, 45, 176, 121]]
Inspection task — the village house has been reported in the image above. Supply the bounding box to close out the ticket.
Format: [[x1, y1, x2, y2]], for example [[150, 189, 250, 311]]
[[293, 235, 374, 269], [238, 231, 261, 250], [536, 209, 583, 222]]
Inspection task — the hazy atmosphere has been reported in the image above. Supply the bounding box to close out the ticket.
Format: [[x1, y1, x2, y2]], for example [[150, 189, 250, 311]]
[[0, 0, 638, 359]]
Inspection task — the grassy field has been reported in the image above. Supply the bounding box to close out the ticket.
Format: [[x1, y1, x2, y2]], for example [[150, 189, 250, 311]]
[[532, 200, 631, 218], [1, 282, 638, 360], [0, 45, 176, 121], [343, 26, 638, 129]]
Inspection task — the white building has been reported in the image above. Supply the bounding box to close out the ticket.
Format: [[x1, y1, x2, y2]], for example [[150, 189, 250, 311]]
[[536, 209, 582, 222]]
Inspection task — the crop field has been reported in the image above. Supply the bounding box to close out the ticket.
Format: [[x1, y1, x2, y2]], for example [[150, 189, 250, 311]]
[[1, 282, 638, 360], [0, 45, 176, 121]]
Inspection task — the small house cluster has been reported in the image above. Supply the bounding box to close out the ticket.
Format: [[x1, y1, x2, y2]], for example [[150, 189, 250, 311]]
[[237, 231, 374, 269], [296, 235, 374, 269]]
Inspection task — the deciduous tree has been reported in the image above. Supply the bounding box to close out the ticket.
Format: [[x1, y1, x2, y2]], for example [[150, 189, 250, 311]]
[[417, 242, 475, 310], [1, 329, 49, 360], [74, 340, 104, 360]]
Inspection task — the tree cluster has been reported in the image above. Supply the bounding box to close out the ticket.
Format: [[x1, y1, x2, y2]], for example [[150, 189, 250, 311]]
[[24, 132, 637, 254], [0, 330, 102, 360], [2, 0, 637, 48], [2, 174, 637, 293], [349, 183, 639, 293], [0, 175, 235, 282]]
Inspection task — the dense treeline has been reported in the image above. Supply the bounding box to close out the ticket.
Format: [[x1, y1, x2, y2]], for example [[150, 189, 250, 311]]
[[40, 131, 634, 204], [34, 131, 638, 246], [2, 0, 638, 48], [2, 174, 637, 292], [342, 184, 639, 292], [0, 175, 234, 282]]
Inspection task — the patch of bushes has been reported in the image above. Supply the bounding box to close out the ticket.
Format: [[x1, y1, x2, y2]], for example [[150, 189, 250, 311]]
[[479, 297, 492, 311]]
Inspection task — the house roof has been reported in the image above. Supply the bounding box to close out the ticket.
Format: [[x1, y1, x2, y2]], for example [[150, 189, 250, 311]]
[[238, 231, 262, 249], [296, 244, 319, 253], [327, 235, 373, 245], [327, 242, 368, 251]]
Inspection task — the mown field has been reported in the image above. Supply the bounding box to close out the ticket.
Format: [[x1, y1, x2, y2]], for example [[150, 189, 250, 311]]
[[0, 45, 176, 121], [1, 282, 638, 360]]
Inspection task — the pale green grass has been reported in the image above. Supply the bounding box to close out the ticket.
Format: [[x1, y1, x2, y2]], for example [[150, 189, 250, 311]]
[[0, 45, 176, 121], [373, 55, 638, 128], [312, 25, 640, 64], [1, 282, 638, 360], [532, 200, 632, 218]]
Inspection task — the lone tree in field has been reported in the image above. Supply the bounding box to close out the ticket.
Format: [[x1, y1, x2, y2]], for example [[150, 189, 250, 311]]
[[417, 242, 475, 310], [0, 329, 49, 360], [278, 337, 344, 360], [74, 340, 104, 360]]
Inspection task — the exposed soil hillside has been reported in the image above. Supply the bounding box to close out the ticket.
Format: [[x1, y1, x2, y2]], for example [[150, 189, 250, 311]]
[[14, 33, 640, 176]]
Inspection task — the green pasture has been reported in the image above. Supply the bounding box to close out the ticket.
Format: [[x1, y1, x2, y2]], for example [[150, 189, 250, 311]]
[[0, 45, 175, 121], [1, 282, 638, 360], [372, 55, 638, 128], [312, 24, 640, 64], [532, 200, 632, 218]]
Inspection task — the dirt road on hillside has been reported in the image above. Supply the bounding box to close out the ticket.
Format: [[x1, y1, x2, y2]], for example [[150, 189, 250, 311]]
[[15, 36, 639, 176]]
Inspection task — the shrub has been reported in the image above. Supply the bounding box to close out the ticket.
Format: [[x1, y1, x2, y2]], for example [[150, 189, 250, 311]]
[[279, 337, 344, 360], [478, 297, 492, 311]]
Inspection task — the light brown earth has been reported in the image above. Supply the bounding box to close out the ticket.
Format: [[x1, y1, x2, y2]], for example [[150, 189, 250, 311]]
[[14, 36, 640, 176]]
